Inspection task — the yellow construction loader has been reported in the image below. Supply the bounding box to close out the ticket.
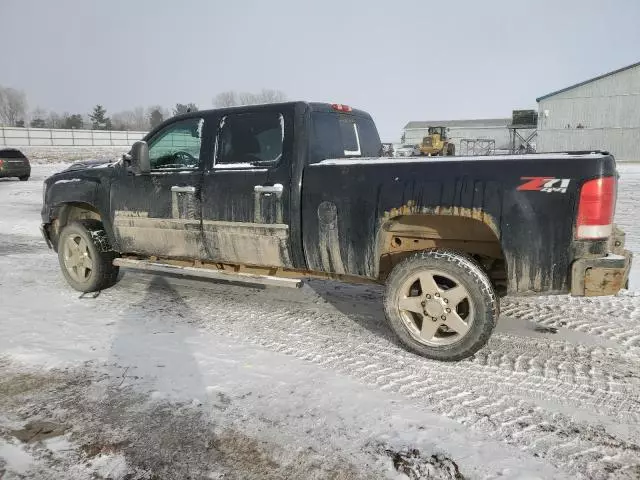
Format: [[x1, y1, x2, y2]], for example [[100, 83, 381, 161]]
[[419, 126, 455, 156]]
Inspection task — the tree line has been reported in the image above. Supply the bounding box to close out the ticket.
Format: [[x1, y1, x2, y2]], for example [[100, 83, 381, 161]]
[[0, 86, 287, 131]]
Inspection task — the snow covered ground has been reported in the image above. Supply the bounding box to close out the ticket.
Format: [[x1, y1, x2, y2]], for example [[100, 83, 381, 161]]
[[0, 164, 639, 479], [20, 146, 128, 164]]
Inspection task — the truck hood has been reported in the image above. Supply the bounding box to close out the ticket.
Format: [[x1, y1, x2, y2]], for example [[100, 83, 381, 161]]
[[62, 158, 119, 172]]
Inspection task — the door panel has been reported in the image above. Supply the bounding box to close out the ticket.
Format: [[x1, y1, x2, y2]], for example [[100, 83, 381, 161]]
[[110, 116, 208, 258], [200, 109, 294, 268], [111, 172, 204, 258]]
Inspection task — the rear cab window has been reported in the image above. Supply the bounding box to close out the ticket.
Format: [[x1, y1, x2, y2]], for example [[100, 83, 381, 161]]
[[0, 149, 26, 159], [310, 111, 381, 163]]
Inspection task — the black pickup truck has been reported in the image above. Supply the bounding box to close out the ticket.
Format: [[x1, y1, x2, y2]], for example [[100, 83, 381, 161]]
[[41, 102, 632, 361]]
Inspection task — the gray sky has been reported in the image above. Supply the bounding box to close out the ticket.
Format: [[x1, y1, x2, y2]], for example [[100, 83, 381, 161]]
[[2, 0, 639, 141]]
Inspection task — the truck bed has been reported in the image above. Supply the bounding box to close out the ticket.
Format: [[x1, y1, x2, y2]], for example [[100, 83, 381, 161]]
[[301, 152, 617, 295]]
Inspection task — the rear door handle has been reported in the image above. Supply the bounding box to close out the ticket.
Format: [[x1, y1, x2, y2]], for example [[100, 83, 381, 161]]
[[171, 186, 196, 193], [254, 183, 283, 194]]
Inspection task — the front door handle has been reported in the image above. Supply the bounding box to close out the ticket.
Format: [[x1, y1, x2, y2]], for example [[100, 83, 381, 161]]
[[171, 186, 197, 194], [254, 183, 283, 194]]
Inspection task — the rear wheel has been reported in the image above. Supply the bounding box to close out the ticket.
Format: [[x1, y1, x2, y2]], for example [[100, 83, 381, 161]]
[[383, 250, 498, 361], [57, 220, 120, 292], [19, 175, 29, 181], [447, 144, 455, 156]]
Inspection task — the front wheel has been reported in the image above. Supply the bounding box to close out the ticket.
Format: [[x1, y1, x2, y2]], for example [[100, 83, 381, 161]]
[[383, 250, 498, 361], [19, 175, 29, 181], [57, 220, 120, 292]]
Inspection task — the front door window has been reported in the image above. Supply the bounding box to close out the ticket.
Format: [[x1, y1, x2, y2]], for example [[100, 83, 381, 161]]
[[149, 118, 204, 170]]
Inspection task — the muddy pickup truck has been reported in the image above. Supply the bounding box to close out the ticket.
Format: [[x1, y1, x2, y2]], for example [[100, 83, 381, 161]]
[[41, 101, 632, 361]]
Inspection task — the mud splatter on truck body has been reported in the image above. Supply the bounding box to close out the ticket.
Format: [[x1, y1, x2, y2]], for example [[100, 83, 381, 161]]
[[41, 101, 629, 298], [302, 153, 619, 295]]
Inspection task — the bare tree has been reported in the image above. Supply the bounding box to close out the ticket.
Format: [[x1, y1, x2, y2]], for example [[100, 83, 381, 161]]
[[111, 111, 131, 131], [213, 91, 239, 108], [131, 107, 147, 130], [173, 103, 199, 116], [213, 89, 287, 107], [0, 87, 28, 126], [256, 89, 287, 104], [238, 91, 258, 105], [111, 106, 149, 131], [47, 112, 64, 129]]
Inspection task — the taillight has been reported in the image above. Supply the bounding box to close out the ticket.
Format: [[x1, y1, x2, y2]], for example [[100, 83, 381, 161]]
[[331, 103, 352, 112], [0, 159, 3, 167], [576, 176, 616, 239]]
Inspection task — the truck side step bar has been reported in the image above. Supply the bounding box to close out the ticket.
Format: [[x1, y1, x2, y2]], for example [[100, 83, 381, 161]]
[[113, 258, 303, 289]]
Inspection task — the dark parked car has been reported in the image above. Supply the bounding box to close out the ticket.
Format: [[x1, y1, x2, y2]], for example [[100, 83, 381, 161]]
[[0, 148, 31, 181], [40, 102, 632, 361]]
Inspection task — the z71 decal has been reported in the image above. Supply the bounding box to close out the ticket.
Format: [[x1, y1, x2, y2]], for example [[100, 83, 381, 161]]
[[517, 177, 571, 193]]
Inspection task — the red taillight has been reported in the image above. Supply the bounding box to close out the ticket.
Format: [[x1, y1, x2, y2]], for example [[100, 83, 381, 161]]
[[331, 103, 352, 112], [576, 176, 616, 239], [0, 159, 3, 167]]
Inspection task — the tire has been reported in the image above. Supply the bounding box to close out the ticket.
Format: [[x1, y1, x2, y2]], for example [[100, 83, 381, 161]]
[[383, 250, 498, 361], [57, 220, 120, 292], [19, 175, 29, 181], [447, 144, 455, 156]]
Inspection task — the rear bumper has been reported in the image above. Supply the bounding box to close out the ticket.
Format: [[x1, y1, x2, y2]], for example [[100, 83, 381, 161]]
[[0, 166, 30, 178], [571, 250, 633, 296]]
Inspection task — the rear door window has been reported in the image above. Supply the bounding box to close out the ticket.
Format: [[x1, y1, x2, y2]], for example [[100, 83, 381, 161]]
[[310, 112, 381, 163], [0, 149, 26, 159], [215, 112, 284, 168]]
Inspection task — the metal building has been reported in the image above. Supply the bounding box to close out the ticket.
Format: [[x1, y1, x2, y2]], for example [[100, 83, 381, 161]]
[[402, 118, 512, 155], [537, 61, 640, 162]]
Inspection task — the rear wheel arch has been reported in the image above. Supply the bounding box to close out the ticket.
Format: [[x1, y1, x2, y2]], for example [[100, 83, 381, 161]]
[[375, 213, 508, 296]]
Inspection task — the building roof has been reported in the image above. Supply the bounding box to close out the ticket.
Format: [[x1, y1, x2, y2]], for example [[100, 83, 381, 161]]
[[404, 118, 511, 130], [536, 60, 640, 102]]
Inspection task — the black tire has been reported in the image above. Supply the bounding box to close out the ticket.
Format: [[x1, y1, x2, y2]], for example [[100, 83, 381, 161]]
[[19, 175, 29, 181], [57, 220, 120, 292], [383, 250, 498, 361], [447, 144, 455, 156]]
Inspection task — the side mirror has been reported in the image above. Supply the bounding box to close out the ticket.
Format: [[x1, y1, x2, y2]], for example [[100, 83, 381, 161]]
[[129, 141, 150, 175]]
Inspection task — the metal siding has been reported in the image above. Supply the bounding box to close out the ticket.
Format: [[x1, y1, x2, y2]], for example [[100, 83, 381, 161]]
[[538, 128, 640, 161], [537, 64, 640, 161]]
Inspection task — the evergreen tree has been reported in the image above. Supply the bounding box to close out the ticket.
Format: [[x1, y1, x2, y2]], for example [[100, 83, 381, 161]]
[[89, 105, 111, 130], [63, 114, 84, 129], [149, 108, 164, 128], [30, 118, 46, 128]]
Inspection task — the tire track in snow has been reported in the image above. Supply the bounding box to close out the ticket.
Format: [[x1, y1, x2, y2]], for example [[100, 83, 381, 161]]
[[502, 295, 640, 350], [98, 279, 640, 479], [5, 257, 640, 478]]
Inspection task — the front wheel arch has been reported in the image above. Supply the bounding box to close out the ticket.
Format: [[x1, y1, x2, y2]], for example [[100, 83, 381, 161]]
[[50, 202, 105, 251]]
